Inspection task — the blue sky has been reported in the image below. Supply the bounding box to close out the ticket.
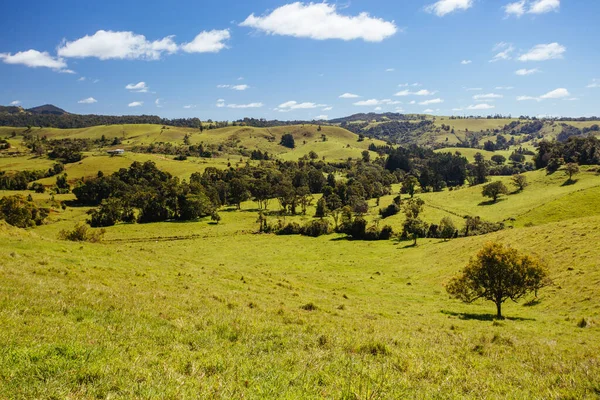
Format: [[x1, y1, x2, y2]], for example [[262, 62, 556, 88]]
[[1, 0, 598, 120]]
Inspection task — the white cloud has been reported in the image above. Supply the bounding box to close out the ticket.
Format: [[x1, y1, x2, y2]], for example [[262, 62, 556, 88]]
[[386, 68, 395, 72], [409, 100, 416, 105], [465, 87, 483, 91], [529, 0, 560, 14], [218, 84, 250, 91], [395, 107, 404, 112], [374, 107, 382, 111], [395, 89, 435, 96], [425, 0, 473, 17], [339, 93, 360, 98], [490, 42, 514, 62], [183, 105, 196, 109], [58, 69, 76, 74], [467, 103, 495, 110], [227, 102, 264, 109], [0, 49, 69, 72], [423, 108, 434, 113], [322, 106, 333, 111], [461, 60, 472, 65], [180, 29, 230, 53], [565, 97, 579, 101], [504, 1, 526, 17], [240, 2, 398, 42], [495, 86, 514, 90], [277, 100, 327, 110], [10, 100, 21, 105], [398, 82, 421, 87], [58, 30, 178, 60], [314, 115, 329, 120], [126, 81, 149, 93], [515, 68, 540, 76], [78, 77, 86, 82], [473, 93, 503, 100], [517, 95, 538, 101], [587, 79, 600, 88], [238, 77, 244, 80], [128, 101, 143, 107], [517, 87, 570, 101], [353, 99, 401, 106], [155, 98, 162, 108], [518, 43, 565, 61], [539, 88, 570, 99], [78, 97, 97, 104], [419, 98, 443, 105]]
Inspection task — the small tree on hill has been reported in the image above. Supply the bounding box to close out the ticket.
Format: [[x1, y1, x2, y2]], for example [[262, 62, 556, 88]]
[[491, 154, 506, 165], [438, 217, 456, 241], [401, 175, 419, 198], [564, 163, 580, 181], [402, 198, 427, 245], [446, 242, 549, 319], [511, 174, 528, 192], [280, 133, 295, 149], [482, 181, 508, 203]]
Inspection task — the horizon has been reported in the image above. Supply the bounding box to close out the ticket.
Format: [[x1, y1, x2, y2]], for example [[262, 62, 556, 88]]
[[1, 0, 599, 120]]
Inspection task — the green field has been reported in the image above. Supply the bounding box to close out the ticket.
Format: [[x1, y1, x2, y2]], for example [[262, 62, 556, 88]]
[[1, 123, 600, 398]]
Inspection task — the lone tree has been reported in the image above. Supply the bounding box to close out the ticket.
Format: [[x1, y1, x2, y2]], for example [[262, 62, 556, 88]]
[[280, 133, 295, 149], [402, 198, 427, 245], [564, 163, 580, 181], [482, 181, 508, 203], [446, 242, 549, 319], [438, 216, 456, 241], [511, 174, 528, 192], [401, 175, 419, 198]]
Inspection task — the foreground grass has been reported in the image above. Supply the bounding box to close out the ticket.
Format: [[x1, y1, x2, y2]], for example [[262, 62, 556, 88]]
[[0, 213, 599, 398]]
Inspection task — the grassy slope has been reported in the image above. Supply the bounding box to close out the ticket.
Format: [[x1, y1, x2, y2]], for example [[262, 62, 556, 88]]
[[0, 213, 599, 399]]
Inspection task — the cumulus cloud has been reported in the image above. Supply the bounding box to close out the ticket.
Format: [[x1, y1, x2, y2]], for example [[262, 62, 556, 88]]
[[78, 97, 97, 104], [126, 81, 149, 93], [518, 43, 565, 61], [425, 0, 473, 17], [339, 93, 360, 98], [517, 87, 570, 101], [77, 77, 86, 82], [529, 0, 560, 14], [473, 93, 503, 100], [277, 100, 327, 111], [515, 68, 540, 76], [398, 82, 421, 87], [419, 98, 443, 105], [180, 29, 230, 53], [461, 60, 472, 65], [183, 105, 196, 109], [395, 89, 435, 96], [374, 107, 383, 111], [465, 87, 483, 91], [155, 98, 162, 108], [218, 84, 250, 91], [504, 1, 526, 17], [423, 108, 434, 113], [505, 0, 559, 17], [0, 49, 70, 72], [490, 42, 514, 62], [495, 86, 515, 90], [58, 30, 178, 60], [314, 115, 328, 120], [128, 101, 143, 107], [10, 100, 21, 105], [467, 103, 495, 110], [322, 106, 333, 111], [240, 2, 398, 42], [353, 99, 402, 106]]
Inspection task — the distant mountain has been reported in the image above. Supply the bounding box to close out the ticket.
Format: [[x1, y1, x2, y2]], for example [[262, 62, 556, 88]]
[[0, 105, 25, 115], [26, 104, 68, 115]]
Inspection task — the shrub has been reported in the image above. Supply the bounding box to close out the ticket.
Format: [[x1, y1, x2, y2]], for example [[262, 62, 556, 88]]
[[58, 223, 105, 243], [277, 222, 302, 235], [0, 195, 48, 228], [379, 225, 394, 240], [300, 219, 332, 237], [379, 203, 400, 219]]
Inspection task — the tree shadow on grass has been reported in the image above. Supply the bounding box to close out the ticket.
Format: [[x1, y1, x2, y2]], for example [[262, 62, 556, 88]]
[[561, 179, 578, 187], [478, 198, 507, 207], [441, 309, 535, 321]]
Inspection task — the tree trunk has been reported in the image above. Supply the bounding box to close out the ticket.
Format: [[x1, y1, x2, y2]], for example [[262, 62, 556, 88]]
[[496, 301, 503, 319], [413, 234, 417, 246]]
